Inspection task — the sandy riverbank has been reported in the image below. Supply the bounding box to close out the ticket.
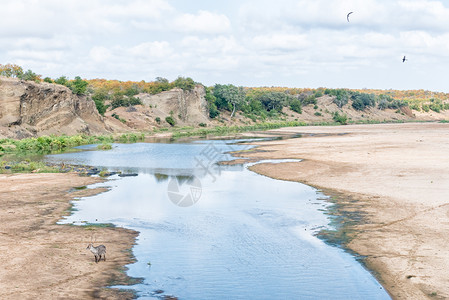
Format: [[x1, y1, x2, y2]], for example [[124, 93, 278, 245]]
[[0, 173, 138, 299], [243, 122, 449, 299]]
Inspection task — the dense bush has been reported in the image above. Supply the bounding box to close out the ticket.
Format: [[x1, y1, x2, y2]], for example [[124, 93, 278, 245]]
[[205, 87, 220, 118], [70, 76, 88, 95], [91, 90, 108, 116], [332, 111, 348, 125], [429, 99, 444, 113], [173, 76, 195, 91], [54, 76, 69, 86], [290, 98, 302, 114], [0, 63, 24, 78], [165, 116, 176, 126], [325, 89, 349, 108], [19, 69, 41, 82], [110, 94, 142, 109], [351, 92, 376, 110]]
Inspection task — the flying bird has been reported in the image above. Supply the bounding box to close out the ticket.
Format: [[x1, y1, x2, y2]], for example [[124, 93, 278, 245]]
[[347, 12, 353, 22], [402, 56, 407, 63]]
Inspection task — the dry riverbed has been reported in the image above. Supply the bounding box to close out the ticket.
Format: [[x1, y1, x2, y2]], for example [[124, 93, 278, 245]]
[[243, 122, 449, 300], [0, 173, 138, 299]]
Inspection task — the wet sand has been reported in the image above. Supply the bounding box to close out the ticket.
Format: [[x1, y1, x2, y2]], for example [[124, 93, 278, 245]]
[[0, 173, 138, 299], [244, 122, 449, 300]]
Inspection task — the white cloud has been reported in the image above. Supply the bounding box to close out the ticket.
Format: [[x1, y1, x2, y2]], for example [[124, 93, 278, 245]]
[[89, 46, 114, 63], [128, 41, 173, 59], [251, 33, 310, 51], [173, 10, 231, 34], [2, 0, 449, 90]]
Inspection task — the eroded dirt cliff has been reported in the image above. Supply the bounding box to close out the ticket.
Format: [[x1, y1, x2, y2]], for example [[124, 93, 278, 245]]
[[0, 76, 109, 138]]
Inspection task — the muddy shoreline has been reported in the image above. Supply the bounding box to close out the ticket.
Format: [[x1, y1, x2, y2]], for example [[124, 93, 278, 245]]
[[241, 122, 449, 299], [0, 173, 139, 299]]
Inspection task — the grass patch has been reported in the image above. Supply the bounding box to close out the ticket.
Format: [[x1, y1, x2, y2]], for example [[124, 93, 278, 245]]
[[0, 133, 145, 156], [172, 121, 307, 138], [73, 186, 87, 190], [84, 223, 117, 229], [97, 143, 113, 150], [0, 160, 60, 173]]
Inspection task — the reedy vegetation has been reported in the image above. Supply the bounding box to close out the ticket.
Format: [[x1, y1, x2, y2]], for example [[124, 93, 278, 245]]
[[0, 133, 144, 155]]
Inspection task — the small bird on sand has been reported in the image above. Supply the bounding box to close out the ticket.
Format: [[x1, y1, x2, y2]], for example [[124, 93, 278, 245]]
[[347, 12, 353, 22], [402, 56, 407, 63]]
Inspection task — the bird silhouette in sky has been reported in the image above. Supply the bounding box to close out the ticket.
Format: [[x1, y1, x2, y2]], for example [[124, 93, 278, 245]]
[[347, 12, 353, 22], [402, 56, 407, 63]]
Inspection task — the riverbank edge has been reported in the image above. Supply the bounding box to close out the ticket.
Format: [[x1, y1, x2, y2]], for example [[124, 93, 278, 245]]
[[0, 173, 141, 299], [227, 145, 394, 296], [233, 122, 449, 299], [246, 167, 391, 294], [62, 176, 143, 299]]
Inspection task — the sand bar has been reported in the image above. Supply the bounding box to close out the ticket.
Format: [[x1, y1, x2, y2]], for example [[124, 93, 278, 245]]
[[0, 173, 138, 299], [245, 122, 449, 299]]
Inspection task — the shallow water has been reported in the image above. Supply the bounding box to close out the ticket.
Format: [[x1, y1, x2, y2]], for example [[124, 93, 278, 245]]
[[48, 140, 390, 299]]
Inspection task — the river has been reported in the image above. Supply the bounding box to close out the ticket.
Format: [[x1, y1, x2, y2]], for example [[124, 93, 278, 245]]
[[46, 139, 390, 299]]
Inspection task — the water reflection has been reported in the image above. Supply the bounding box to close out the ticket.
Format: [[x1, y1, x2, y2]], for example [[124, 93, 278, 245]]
[[51, 140, 390, 299]]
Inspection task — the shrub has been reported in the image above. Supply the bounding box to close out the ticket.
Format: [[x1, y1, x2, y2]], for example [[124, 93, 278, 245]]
[[19, 69, 40, 82], [70, 76, 88, 95], [290, 99, 302, 114], [314, 112, 322, 116], [110, 94, 142, 109], [351, 93, 376, 111], [429, 99, 443, 113], [92, 91, 108, 116], [173, 76, 195, 91], [209, 103, 220, 118], [165, 116, 176, 126], [97, 143, 112, 150], [377, 99, 389, 110], [332, 111, 347, 125], [334, 92, 349, 108], [0, 63, 24, 78], [199, 123, 207, 127], [408, 102, 421, 111], [54, 76, 69, 86], [155, 117, 161, 124], [43, 77, 53, 83]]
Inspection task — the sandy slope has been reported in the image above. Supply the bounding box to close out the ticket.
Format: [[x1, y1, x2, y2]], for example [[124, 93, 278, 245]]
[[0, 173, 138, 299], [244, 123, 449, 299]]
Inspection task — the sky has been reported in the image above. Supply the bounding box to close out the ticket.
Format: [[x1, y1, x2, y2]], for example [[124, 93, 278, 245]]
[[1, 0, 449, 91]]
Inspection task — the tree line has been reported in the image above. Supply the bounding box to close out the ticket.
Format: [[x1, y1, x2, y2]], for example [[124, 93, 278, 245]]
[[2, 63, 448, 118]]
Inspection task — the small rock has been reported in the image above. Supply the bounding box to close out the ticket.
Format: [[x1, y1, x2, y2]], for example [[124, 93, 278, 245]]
[[118, 173, 138, 177]]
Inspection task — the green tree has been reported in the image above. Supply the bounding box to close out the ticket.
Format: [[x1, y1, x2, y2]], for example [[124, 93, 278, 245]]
[[332, 111, 348, 125], [205, 87, 220, 118], [290, 98, 302, 114], [92, 90, 108, 116], [54, 76, 69, 86], [173, 76, 195, 91], [257, 91, 288, 112], [43, 77, 53, 83], [213, 84, 245, 118], [70, 76, 88, 95], [0, 64, 24, 78], [19, 69, 40, 82], [124, 83, 142, 96], [165, 116, 176, 126], [351, 92, 376, 111]]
